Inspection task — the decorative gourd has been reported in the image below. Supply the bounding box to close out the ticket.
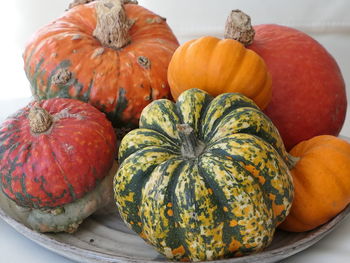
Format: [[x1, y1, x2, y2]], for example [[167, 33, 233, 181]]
[[0, 98, 117, 233], [167, 10, 272, 110], [225, 10, 347, 150], [23, 0, 179, 128], [114, 88, 294, 261], [279, 135, 350, 232]]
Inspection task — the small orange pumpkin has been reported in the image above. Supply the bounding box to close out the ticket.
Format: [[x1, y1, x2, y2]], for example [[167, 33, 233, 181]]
[[279, 135, 350, 232], [167, 10, 272, 109]]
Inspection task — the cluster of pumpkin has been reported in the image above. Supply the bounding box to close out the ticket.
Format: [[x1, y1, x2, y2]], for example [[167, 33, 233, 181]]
[[0, 0, 349, 261]]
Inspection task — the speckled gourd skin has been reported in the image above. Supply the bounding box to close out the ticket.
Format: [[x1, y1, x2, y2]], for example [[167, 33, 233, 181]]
[[114, 88, 293, 261], [23, 1, 179, 128]]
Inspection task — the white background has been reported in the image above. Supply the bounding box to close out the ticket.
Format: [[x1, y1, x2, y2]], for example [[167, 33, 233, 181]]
[[0, 0, 349, 262]]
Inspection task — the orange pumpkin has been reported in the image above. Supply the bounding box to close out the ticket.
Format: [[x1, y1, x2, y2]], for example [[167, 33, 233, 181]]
[[23, 0, 179, 128], [167, 11, 272, 109], [280, 135, 350, 232]]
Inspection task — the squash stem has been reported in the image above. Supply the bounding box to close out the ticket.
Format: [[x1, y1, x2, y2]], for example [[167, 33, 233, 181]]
[[286, 153, 300, 170], [68, 0, 95, 9], [177, 124, 205, 159], [28, 105, 53, 134], [224, 9, 255, 46], [93, 0, 134, 50]]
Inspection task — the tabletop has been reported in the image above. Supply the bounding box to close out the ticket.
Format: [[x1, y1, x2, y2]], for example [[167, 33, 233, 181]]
[[0, 0, 350, 262]]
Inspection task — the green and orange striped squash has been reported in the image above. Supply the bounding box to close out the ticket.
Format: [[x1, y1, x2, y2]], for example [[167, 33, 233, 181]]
[[114, 88, 294, 261], [23, 0, 179, 128]]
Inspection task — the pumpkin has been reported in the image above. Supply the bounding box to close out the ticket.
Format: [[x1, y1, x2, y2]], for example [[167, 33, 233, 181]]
[[0, 98, 117, 233], [114, 88, 294, 261], [224, 10, 347, 150], [167, 10, 272, 110], [23, 0, 179, 128], [279, 135, 350, 232]]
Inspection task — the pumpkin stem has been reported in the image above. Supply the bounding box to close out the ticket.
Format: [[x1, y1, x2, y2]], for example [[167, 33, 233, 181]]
[[68, 0, 137, 10], [224, 9, 255, 46], [177, 124, 205, 159], [28, 105, 53, 134], [93, 0, 134, 50], [286, 153, 300, 170], [68, 0, 95, 9]]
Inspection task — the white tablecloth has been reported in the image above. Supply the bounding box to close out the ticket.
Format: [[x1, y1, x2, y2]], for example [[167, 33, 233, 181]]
[[0, 0, 350, 262]]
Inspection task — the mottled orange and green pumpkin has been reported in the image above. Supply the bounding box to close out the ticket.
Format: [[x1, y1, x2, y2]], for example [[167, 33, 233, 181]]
[[114, 88, 294, 261], [23, 0, 179, 127]]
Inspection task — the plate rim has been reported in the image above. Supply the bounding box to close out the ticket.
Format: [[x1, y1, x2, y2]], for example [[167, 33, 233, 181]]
[[1, 202, 350, 263]]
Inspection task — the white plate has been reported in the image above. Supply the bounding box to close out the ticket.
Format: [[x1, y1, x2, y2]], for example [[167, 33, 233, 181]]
[[1, 182, 350, 263]]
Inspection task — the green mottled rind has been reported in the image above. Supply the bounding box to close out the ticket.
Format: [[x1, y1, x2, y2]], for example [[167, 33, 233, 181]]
[[114, 88, 293, 261], [4, 162, 117, 233]]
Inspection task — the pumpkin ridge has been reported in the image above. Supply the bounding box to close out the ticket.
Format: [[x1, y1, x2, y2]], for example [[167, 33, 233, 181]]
[[140, 99, 181, 142], [115, 147, 178, 233], [172, 162, 216, 260], [200, 93, 259, 141], [168, 161, 192, 258], [5, 154, 36, 207], [207, 107, 289, 164], [47, 136, 78, 202], [206, 134, 293, 224], [228, 49, 267, 99], [141, 159, 189, 259], [216, 154, 276, 224], [1, 142, 22, 200], [18, 172, 36, 207], [200, 153, 270, 219], [118, 128, 179, 163], [196, 159, 240, 246], [175, 88, 213, 138], [224, 45, 248, 95], [30, 135, 75, 207], [251, 72, 272, 110], [198, 153, 274, 255]]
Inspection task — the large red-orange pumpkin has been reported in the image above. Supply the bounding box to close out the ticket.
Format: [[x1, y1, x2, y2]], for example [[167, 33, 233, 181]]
[[249, 24, 347, 150], [224, 10, 347, 150], [23, 0, 179, 128]]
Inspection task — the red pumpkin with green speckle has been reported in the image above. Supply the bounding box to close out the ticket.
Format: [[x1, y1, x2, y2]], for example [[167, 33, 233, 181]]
[[0, 98, 117, 233]]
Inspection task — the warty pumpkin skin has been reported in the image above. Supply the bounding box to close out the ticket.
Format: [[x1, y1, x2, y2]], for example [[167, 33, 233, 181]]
[[279, 135, 350, 232], [167, 34, 272, 109], [0, 98, 117, 232], [114, 88, 293, 261], [23, 0, 179, 128]]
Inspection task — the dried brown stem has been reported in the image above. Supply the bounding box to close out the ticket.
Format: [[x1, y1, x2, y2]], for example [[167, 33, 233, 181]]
[[93, 0, 134, 50], [224, 9, 255, 46], [28, 106, 53, 134]]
